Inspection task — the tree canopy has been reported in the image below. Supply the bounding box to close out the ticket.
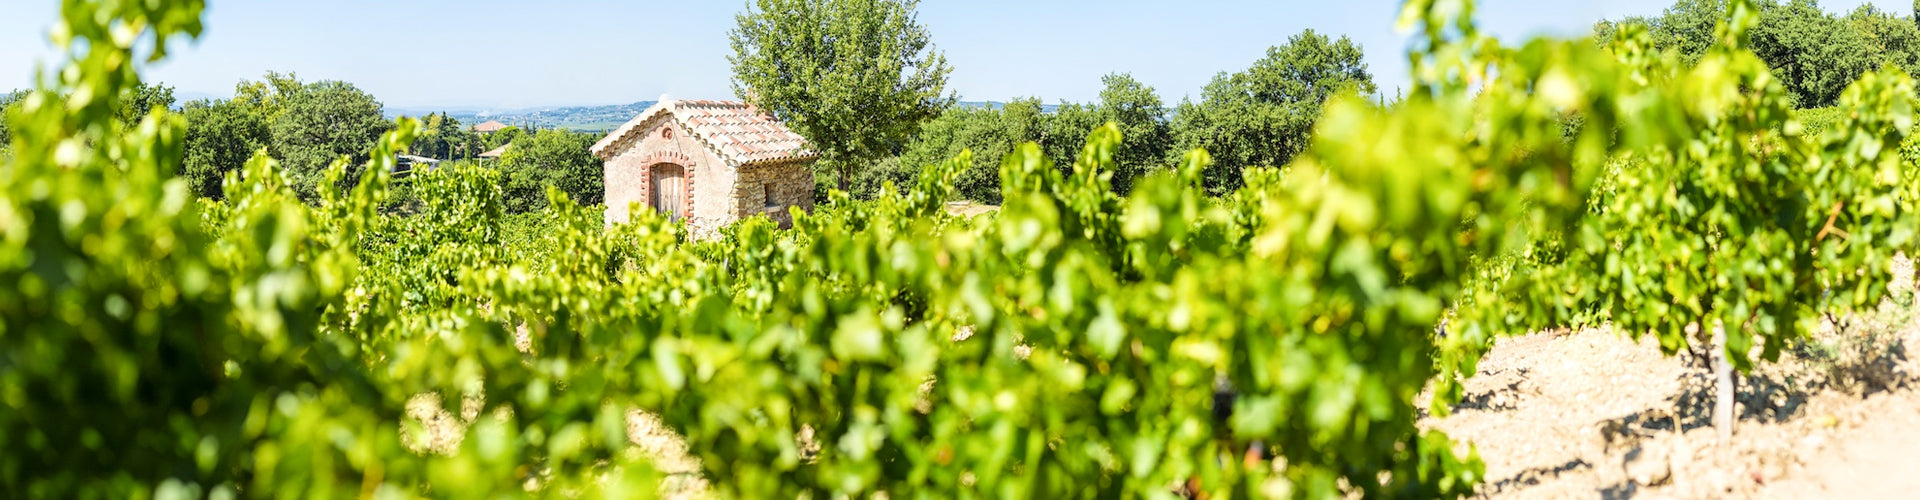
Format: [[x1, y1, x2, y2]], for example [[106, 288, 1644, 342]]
[[1750, 0, 1878, 107], [483, 125, 524, 150], [114, 82, 176, 127], [269, 79, 392, 201], [729, 0, 955, 193], [0, 89, 24, 148], [411, 112, 482, 161], [1045, 73, 1173, 195], [497, 128, 603, 213], [893, 99, 1048, 203], [1170, 30, 1375, 194], [180, 98, 268, 199], [1846, 4, 1920, 77], [885, 73, 1174, 204], [1596, 0, 1920, 108], [233, 70, 303, 123]]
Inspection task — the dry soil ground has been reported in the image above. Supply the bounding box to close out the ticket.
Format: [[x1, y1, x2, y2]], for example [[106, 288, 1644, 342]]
[[942, 200, 999, 217], [1424, 320, 1920, 499]]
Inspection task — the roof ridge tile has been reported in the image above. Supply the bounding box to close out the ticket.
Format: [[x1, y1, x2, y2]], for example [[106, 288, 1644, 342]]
[[590, 99, 817, 165]]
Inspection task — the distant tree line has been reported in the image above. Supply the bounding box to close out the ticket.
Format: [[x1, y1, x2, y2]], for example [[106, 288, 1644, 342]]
[[735, 0, 1920, 205], [837, 30, 1371, 203], [1, 71, 602, 214], [729, 1, 1373, 203], [1595, 0, 1920, 108]]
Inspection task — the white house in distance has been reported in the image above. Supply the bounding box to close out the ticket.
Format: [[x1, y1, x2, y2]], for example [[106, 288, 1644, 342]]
[[590, 99, 817, 237]]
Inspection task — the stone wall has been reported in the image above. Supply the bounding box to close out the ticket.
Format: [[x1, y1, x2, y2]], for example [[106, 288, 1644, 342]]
[[732, 160, 816, 228]]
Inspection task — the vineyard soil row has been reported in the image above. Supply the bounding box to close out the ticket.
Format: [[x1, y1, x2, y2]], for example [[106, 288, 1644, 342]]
[[1424, 287, 1920, 498]]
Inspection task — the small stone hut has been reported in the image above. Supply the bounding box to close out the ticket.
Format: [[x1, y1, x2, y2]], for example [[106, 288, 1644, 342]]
[[590, 100, 817, 236]]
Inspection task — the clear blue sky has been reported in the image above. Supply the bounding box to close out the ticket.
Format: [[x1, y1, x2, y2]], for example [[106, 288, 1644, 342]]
[[0, 1, 1908, 110]]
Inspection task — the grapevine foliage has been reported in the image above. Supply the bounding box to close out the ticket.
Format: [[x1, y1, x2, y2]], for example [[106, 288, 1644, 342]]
[[1478, 2, 1917, 375], [2, 0, 1915, 499]]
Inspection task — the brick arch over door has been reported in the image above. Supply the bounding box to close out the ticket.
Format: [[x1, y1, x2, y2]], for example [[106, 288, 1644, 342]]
[[649, 162, 691, 219], [631, 150, 696, 221]]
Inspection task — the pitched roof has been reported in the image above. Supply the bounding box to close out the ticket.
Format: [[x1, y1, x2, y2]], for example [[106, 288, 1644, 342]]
[[590, 99, 816, 166], [478, 144, 509, 159], [473, 120, 508, 133]]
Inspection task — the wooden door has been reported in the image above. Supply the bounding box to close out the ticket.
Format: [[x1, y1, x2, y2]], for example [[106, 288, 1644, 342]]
[[650, 163, 685, 219]]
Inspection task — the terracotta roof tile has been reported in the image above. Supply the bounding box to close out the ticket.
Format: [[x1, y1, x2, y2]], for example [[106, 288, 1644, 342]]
[[590, 100, 817, 166]]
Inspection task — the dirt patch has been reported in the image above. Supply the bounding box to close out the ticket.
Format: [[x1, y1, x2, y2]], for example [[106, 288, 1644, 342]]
[[943, 201, 998, 217], [626, 409, 708, 499], [1424, 316, 1920, 498], [404, 320, 711, 497]]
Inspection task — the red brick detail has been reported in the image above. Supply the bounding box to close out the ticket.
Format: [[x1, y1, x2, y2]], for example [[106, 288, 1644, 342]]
[[684, 162, 696, 224], [635, 150, 694, 167], [641, 164, 655, 216], [639, 155, 696, 223]]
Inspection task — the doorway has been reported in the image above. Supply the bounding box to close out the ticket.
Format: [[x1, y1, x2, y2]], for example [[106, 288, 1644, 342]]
[[650, 163, 685, 219]]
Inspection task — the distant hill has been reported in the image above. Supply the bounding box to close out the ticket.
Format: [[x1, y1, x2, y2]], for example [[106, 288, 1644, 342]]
[[386, 100, 1058, 134], [955, 100, 1061, 113], [387, 101, 656, 134], [174, 90, 227, 103]]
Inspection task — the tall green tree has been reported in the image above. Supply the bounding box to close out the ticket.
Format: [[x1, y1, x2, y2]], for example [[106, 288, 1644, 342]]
[[1045, 73, 1172, 195], [894, 99, 1047, 203], [1599, 0, 1914, 109], [269, 80, 392, 201], [180, 99, 268, 199], [1170, 30, 1375, 194], [1749, 0, 1877, 107], [1043, 102, 1103, 174], [0, 89, 25, 148], [1592, 1, 1722, 62], [411, 112, 480, 160], [1654, 0, 1725, 64], [1846, 5, 1920, 78], [114, 82, 175, 127], [496, 128, 603, 213], [729, 0, 955, 194], [234, 70, 304, 124], [890, 74, 1171, 203], [483, 125, 524, 151]]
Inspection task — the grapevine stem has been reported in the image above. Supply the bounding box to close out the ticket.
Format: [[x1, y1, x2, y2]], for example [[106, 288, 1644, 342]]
[[1710, 321, 1736, 444], [1815, 201, 1848, 241]]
